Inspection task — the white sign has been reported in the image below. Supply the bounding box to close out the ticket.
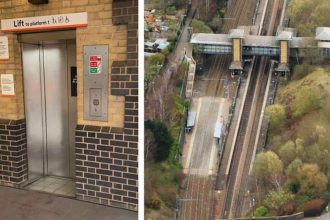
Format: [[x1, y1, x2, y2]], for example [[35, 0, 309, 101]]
[[0, 36, 9, 61], [1, 12, 88, 32], [1, 74, 15, 96]]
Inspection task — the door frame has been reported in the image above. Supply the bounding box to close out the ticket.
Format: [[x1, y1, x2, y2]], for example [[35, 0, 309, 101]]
[[20, 30, 77, 183]]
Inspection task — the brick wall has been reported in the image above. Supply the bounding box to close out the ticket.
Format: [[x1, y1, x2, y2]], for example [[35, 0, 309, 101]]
[[0, 0, 139, 212], [75, 124, 138, 210], [0, 0, 128, 125], [0, 119, 27, 186], [75, 0, 139, 211]]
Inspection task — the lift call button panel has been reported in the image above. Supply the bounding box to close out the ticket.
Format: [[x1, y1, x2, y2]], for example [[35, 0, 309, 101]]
[[83, 45, 108, 121]]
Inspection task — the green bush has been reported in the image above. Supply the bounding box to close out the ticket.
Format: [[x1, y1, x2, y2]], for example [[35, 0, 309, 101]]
[[191, 19, 213, 33], [168, 43, 174, 52], [166, 6, 177, 15], [254, 206, 270, 217], [145, 64, 161, 90], [167, 33, 178, 43], [264, 189, 295, 214], [161, 47, 170, 56], [149, 53, 165, 66]]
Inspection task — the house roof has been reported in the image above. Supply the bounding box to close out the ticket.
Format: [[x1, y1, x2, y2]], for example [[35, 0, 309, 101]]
[[315, 27, 330, 41]]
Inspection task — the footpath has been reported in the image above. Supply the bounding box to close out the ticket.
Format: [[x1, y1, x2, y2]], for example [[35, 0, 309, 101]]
[[0, 186, 137, 220]]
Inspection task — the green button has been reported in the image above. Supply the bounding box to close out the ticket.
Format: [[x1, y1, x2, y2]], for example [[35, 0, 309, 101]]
[[90, 68, 98, 74]]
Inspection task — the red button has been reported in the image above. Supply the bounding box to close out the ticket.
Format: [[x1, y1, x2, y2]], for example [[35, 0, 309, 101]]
[[90, 56, 98, 61], [90, 61, 98, 67]]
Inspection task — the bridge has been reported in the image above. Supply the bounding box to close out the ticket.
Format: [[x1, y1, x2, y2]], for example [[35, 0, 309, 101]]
[[190, 26, 330, 75]]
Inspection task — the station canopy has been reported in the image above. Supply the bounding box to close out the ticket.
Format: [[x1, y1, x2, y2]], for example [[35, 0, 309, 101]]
[[214, 122, 223, 138], [187, 111, 196, 128]]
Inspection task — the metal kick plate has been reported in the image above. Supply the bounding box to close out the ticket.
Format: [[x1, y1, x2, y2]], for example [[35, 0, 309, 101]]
[[83, 45, 109, 121]]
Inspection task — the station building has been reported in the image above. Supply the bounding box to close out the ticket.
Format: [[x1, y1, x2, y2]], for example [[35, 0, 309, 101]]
[[0, 0, 138, 211]]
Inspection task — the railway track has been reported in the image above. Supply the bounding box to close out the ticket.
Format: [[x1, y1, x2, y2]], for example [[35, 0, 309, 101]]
[[180, 0, 256, 219], [205, 0, 255, 97], [180, 98, 224, 220], [221, 0, 284, 218], [221, 57, 261, 219]]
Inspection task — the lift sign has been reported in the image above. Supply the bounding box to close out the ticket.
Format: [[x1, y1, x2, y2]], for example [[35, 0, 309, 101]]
[[89, 55, 102, 75]]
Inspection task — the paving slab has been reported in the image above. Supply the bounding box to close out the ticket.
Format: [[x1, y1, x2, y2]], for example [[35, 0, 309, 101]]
[[0, 186, 137, 220]]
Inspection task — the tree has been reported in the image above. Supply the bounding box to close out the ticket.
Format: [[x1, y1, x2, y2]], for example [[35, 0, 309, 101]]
[[296, 163, 328, 197], [292, 87, 323, 118], [327, 169, 330, 190], [173, 95, 190, 121], [166, 5, 177, 16], [265, 104, 286, 131], [286, 158, 303, 177], [253, 151, 284, 190], [191, 19, 213, 33], [264, 189, 295, 214], [290, 0, 330, 37], [192, 44, 202, 62], [145, 129, 156, 161], [209, 16, 222, 32], [295, 138, 307, 159], [315, 125, 328, 147], [305, 144, 329, 172], [278, 141, 296, 166], [178, 60, 189, 80], [145, 120, 174, 162], [145, 64, 161, 91]]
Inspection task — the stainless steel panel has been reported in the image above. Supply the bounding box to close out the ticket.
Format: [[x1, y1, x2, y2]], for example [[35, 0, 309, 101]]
[[22, 38, 77, 180], [83, 45, 109, 121], [43, 42, 70, 177], [67, 41, 77, 178], [18, 30, 76, 44], [22, 43, 45, 179]]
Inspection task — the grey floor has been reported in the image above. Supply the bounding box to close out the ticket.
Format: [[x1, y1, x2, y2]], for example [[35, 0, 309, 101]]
[[0, 186, 138, 220], [25, 176, 75, 197]]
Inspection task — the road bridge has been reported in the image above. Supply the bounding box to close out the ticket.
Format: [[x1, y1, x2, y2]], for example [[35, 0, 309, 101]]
[[190, 26, 330, 76]]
